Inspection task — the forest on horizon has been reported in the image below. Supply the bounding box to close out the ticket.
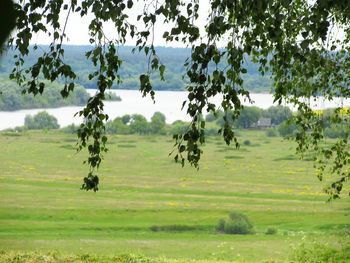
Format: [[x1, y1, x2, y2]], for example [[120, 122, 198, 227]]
[[0, 45, 272, 92]]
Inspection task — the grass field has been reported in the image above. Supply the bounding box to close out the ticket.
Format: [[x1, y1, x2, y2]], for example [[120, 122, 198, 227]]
[[0, 130, 349, 262]]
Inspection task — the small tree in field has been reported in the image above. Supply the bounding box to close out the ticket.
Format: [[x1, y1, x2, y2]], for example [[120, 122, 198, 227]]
[[216, 212, 254, 235], [150, 112, 166, 134], [129, 114, 149, 135], [24, 111, 59, 130]]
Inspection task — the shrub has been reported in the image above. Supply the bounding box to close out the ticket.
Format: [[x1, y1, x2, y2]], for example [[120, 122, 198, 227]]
[[106, 118, 131, 134], [1, 126, 27, 134], [12, 126, 27, 132], [113, 253, 153, 263], [61, 123, 78, 134], [223, 220, 251, 234], [205, 128, 219, 136], [24, 111, 59, 130], [243, 139, 251, 146], [278, 120, 297, 138], [0, 251, 154, 263], [292, 240, 350, 263], [129, 114, 150, 134], [216, 219, 225, 232], [150, 224, 203, 232], [170, 120, 189, 135], [216, 212, 254, 235], [324, 124, 349, 139], [150, 112, 166, 134], [1, 131, 22, 137], [265, 128, 278, 137], [265, 227, 278, 235]]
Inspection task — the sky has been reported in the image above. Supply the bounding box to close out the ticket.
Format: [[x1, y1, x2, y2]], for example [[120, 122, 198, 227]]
[[25, 0, 345, 51], [31, 1, 212, 47]]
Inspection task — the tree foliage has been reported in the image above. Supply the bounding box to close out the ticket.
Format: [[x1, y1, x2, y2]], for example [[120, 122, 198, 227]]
[[0, 0, 16, 48], [106, 112, 167, 135], [234, 106, 261, 129], [264, 106, 293, 126], [129, 114, 149, 135], [207, 106, 292, 128], [150, 111, 166, 134], [24, 111, 59, 130], [0, 46, 272, 92], [0, 77, 91, 110], [216, 212, 254, 235], [4, 0, 350, 198]]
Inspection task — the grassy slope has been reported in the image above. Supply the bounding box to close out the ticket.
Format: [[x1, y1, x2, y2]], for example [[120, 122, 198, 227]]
[[0, 130, 349, 262]]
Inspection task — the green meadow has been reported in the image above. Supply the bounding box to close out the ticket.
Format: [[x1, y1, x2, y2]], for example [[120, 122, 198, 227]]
[[0, 130, 349, 262]]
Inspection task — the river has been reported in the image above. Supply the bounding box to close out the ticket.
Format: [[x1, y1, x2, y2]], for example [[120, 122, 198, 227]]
[[0, 89, 349, 130]]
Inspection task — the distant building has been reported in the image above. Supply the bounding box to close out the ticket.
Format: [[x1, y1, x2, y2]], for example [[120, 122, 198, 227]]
[[257, 117, 272, 128]]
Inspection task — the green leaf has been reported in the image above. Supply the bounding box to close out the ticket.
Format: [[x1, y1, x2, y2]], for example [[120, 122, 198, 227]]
[[127, 0, 133, 9], [179, 145, 186, 153]]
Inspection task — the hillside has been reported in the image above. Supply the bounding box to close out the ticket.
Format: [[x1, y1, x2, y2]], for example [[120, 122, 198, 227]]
[[0, 45, 272, 92]]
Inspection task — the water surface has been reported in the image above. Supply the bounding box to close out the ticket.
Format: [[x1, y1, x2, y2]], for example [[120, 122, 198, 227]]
[[0, 89, 349, 130]]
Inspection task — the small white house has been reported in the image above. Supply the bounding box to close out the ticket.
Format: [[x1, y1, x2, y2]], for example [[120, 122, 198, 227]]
[[257, 117, 272, 129]]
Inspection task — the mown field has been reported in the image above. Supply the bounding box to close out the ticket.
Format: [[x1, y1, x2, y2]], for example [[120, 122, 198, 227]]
[[0, 130, 349, 262]]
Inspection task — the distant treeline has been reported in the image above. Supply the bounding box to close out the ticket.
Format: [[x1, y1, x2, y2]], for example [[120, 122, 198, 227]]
[[4, 106, 348, 140], [0, 77, 121, 111], [0, 45, 272, 92], [91, 106, 293, 136], [205, 105, 293, 128]]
